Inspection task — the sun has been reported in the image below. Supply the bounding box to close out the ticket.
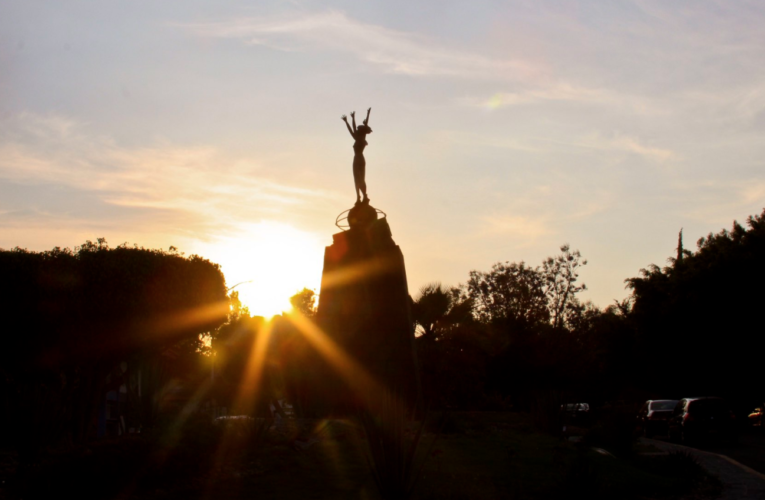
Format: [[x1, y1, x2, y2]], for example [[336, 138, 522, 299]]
[[200, 221, 324, 318]]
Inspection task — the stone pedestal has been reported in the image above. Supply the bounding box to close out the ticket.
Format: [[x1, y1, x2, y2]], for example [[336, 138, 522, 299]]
[[316, 206, 421, 412]]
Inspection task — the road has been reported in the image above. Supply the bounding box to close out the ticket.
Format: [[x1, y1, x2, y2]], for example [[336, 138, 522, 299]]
[[644, 434, 765, 500], [652, 431, 765, 476]]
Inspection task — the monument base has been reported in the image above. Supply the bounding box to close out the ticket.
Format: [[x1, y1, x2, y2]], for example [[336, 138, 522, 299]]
[[313, 208, 421, 413]]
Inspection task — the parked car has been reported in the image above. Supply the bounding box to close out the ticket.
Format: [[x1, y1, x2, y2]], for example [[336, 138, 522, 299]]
[[636, 399, 678, 437], [561, 403, 591, 425], [667, 397, 737, 443], [748, 405, 764, 428]]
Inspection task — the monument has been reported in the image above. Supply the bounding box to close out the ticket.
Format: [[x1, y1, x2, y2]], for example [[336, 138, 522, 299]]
[[313, 108, 421, 412]]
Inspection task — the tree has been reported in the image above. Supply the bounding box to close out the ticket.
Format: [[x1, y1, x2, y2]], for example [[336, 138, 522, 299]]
[[412, 283, 452, 340], [626, 209, 765, 408], [410, 283, 486, 407], [289, 288, 317, 317], [411, 283, 472, 341], [456, 246, 590, 408], [542, 244, 588, 330], [0, 239, 228, 452], [466, 261, 549, 328]]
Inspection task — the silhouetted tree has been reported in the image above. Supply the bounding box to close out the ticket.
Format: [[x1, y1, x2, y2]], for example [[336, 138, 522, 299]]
[[412, 283, 472, 341], [466, 261, 549, 329], [676, 229, 684, 264], [412, 283, 452, 341], [453, 246, 594, 408], [289, 287, 317, 317], [411, 284, 486, 407], [542, 244, 587, 330], [568, 302, 637, 402], [627, 210, 765, 412], [0, 239, 228, 457]]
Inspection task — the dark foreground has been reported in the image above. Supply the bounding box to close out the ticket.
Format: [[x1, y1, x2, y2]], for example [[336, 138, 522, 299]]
[[0, 412, 723, 500], [670, 432, 765, 477], [644, 436, 765, 500]]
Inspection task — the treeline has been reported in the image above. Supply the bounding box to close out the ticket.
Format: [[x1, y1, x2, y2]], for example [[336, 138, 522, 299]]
[[412, 245, 614, 410], [211, 209, 765, 418], [3, 208, 762, 456], [412, 209, 765, 415], [627, 212, 765, 412], [0, 239, 228, 459]]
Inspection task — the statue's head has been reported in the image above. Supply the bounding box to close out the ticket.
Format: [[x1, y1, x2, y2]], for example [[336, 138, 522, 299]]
[[357, 124, 373, 134]]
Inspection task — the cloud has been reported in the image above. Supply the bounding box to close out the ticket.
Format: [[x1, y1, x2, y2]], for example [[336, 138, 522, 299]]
[[427, 130, 540, 153], [0, 113, 340, 239], [14, 112, 79, 139], [550, 132, 676, 163], [181, 11, 539, 81], [741, 181, 765, 205], [604, 134, 675, 162], [462, 83, 667, 118], [427, 127, 674, 163], [482, 84, 606, 108], [655, 175, 765, 228], [478, 214, 550, 241]]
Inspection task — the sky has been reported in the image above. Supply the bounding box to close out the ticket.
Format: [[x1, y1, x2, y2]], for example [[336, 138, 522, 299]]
[[2, 0, 764, 316]]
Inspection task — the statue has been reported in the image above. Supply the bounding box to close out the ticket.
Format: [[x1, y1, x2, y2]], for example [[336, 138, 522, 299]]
[[287, 110, 421, 417], [341, 108, 372, 204]]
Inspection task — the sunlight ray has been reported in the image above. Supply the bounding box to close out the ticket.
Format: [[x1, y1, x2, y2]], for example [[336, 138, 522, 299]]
[[286, 312, 385, 409], [125, 375, 214, 488], [232, 318, 274, 414], [319, 257, 396, 290], [39, 300, 231, 365], [315, 419, 347, 481], [148, 300, 231, 338], [204, 319, 274, 498], [161, 377, 214, 440]]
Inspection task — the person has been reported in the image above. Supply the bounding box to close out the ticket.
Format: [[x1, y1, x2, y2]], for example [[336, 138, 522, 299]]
[[341, 108, 372, 204]]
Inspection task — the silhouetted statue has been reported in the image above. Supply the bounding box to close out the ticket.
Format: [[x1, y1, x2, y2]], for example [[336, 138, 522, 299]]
[[341, 108, 372, 204], [297, 110, 422, 417]]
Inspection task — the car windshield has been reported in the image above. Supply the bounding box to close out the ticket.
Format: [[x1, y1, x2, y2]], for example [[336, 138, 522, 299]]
[[650, 400, 678, 411], [564, 403, 588, 411]]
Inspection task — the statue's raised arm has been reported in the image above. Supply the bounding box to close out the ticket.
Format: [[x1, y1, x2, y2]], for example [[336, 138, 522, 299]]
[[341, 108, 373, 204], [341, 114, 355, 139]]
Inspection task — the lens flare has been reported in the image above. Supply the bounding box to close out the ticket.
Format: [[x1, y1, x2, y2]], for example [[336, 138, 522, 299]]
[[195, 221, 324, 318], [286, 312, 386, 410], [232, 318, 273, 414]]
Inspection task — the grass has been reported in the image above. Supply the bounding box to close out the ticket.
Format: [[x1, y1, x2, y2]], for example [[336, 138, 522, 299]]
[[2, 412, 719, 500]]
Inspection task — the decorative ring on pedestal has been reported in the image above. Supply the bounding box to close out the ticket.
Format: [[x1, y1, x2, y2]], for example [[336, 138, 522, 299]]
[[336, 206, 387, 231]]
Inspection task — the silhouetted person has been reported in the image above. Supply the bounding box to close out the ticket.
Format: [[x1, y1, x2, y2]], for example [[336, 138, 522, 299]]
[[341, 108, 372, 204]]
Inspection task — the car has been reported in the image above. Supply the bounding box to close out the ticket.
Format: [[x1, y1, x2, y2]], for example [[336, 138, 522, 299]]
[[667, 397, 737, 444], [561, 403, 591, 425], [748, 405, 764, 428], [636, 399, 678, 437]]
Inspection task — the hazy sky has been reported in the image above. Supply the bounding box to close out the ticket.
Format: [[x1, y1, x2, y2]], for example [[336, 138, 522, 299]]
[[2, 0, 764, 315]]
